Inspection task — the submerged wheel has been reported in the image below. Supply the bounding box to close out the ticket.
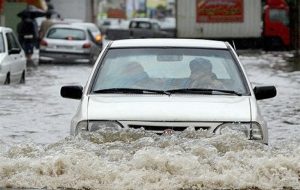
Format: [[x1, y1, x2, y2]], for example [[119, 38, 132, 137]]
[[4, 73, 10, 85], [20, 71, 25, 84]]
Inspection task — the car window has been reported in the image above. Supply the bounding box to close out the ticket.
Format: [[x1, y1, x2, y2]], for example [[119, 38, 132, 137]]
[[87, 25, 99, 33], [47, 28, 86, 40], [152, 23, 160, 31], [0, 33, 5, 53], [92, 48, 248, 94], [6, 32, 20, 51], [269, 8, 289, 26], [130, 21, 151, 29]]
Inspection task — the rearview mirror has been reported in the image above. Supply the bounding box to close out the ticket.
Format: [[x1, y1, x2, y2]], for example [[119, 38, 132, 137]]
[[157, 54, 183, 62], [253, 86, 276, 100], [61, 85, 83, 99], [9, 48, 21, 54]]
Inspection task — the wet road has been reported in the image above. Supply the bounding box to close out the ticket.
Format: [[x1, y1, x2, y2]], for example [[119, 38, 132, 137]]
[[0, 64, 92, 145], [0, 51, 299, 189]]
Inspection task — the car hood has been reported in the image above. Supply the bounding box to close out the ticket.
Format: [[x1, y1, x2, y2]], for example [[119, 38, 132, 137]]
[[87, 95, 251, 122]]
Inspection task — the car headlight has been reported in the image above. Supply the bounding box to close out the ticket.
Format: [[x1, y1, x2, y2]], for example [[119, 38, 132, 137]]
[[75, 120, 123, 135], [214, 122, 263, 141]]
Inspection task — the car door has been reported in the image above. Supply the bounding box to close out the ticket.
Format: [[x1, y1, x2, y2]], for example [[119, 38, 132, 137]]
[[5, 32, 24, 82]]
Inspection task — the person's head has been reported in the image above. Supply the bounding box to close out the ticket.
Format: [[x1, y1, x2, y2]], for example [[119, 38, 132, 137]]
[[189, 58, 213, 77], [125, 62, 145, 75]]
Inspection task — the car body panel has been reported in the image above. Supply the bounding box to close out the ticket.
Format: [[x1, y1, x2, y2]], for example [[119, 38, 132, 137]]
[[87, 95, 251, 121], [109, 38, 228, 49], [65, 39, 271, 144], [0, 27, 26, 84]]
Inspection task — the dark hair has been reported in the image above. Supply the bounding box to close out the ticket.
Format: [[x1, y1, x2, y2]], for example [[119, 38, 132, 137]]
[[189, 58, 212, 72]]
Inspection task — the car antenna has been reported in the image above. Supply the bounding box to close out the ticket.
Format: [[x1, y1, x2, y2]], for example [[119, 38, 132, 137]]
[[232, 40, 237, 51], [232, 40, 238, 56]]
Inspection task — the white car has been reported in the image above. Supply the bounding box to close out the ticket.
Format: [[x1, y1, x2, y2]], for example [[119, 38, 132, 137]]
[[0, 27, 26, 84], [39, 24, 100, 64], [61, 39, 276, 144]]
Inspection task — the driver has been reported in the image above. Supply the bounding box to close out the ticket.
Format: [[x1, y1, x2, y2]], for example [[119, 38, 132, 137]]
[[187, 58, 225, 89]]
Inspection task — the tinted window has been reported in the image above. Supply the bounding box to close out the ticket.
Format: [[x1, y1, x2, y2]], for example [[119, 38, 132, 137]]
[[0, 33, 5, 53], [6, 32, 20, 51], [92, 48, 248, 95], [47, 28, 86, 40]]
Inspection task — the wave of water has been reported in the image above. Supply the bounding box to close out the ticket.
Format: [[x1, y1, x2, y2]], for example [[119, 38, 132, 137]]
[[1, 128, 299, 190]]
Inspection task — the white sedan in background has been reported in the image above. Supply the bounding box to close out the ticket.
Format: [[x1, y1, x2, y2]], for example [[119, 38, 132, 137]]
[[39, 24, 100, 64], [61, 39, 277, 145], [0, 27, 26, 84]]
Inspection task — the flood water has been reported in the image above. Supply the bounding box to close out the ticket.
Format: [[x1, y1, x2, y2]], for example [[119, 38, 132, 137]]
[[0, 51, 299, 190]]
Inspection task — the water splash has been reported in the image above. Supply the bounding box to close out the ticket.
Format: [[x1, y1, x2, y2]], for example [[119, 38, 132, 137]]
[[0, 128, 299, 190]]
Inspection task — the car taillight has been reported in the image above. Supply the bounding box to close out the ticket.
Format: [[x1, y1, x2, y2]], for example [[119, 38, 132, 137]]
[[40, 40, 47, 47], [82, 43, 91, 48]]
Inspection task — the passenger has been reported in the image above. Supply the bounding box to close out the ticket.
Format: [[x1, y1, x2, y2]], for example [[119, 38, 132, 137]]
[[121, 62, 150, 88], [187, 58, 224, 89]]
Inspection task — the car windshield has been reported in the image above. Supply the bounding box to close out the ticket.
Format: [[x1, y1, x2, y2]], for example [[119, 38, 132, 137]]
[[0, 33, 5, 53], [47, 28, 86, 40], [92, 48, 249, 95]]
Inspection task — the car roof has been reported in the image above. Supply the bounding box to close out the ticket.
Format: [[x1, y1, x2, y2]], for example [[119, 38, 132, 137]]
[[71, 22, 100, 32], [49, 24, 88, 31], [0, 26, 13, 33], [110, 39, 228, 49], [72, 22, 96, 27], [130, 18, 159, 24]]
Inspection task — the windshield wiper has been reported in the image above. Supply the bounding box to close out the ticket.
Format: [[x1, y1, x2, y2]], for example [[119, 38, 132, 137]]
[[93, 88, 171, 95], [166, 88, 242, 96]]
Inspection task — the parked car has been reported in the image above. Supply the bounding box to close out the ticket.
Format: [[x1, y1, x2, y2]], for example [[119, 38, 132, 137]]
[[60, 39, 276, 145], [39, 24, 99, 64], [98, 18, 129, 34], [0, 27, 26, 84], [105, 18, 173, 41]]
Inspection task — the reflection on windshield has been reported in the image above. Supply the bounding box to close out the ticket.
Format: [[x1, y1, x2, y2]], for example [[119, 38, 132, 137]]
[[92, 48, 248, 95]]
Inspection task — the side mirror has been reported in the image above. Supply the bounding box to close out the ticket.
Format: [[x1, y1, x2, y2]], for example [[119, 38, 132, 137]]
[[61, 85, 83, 99], [9, 48, 21, 54], [253, 86, 276, 100]]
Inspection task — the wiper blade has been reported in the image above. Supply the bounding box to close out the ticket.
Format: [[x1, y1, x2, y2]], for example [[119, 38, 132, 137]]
[[166, 88, 242, 96], [93, 88, 171, 95]]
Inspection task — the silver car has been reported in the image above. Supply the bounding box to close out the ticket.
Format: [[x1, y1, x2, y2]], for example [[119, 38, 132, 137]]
[[61, 39, 276, 144], [39, 24, 99, 64]]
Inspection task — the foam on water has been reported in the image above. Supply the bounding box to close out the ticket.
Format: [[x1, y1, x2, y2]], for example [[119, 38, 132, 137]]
[[0, 128, 299, 190]]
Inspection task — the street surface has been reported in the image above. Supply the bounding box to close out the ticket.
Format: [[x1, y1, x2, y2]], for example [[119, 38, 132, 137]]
[[0, 51, 299, 189]]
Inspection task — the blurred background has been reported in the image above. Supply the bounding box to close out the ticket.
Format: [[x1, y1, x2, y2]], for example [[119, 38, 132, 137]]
[[1, 0, 300, 51]]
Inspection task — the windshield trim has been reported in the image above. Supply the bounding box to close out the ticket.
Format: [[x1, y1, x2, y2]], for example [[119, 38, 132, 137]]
[[226, 42, 251, 96]]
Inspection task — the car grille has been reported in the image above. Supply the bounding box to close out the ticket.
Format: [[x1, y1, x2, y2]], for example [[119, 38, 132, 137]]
[[119, 121, 221, 134]]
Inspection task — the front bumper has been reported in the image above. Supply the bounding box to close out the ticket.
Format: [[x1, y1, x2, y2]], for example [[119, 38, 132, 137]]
[[39, 50, 90, 64]]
